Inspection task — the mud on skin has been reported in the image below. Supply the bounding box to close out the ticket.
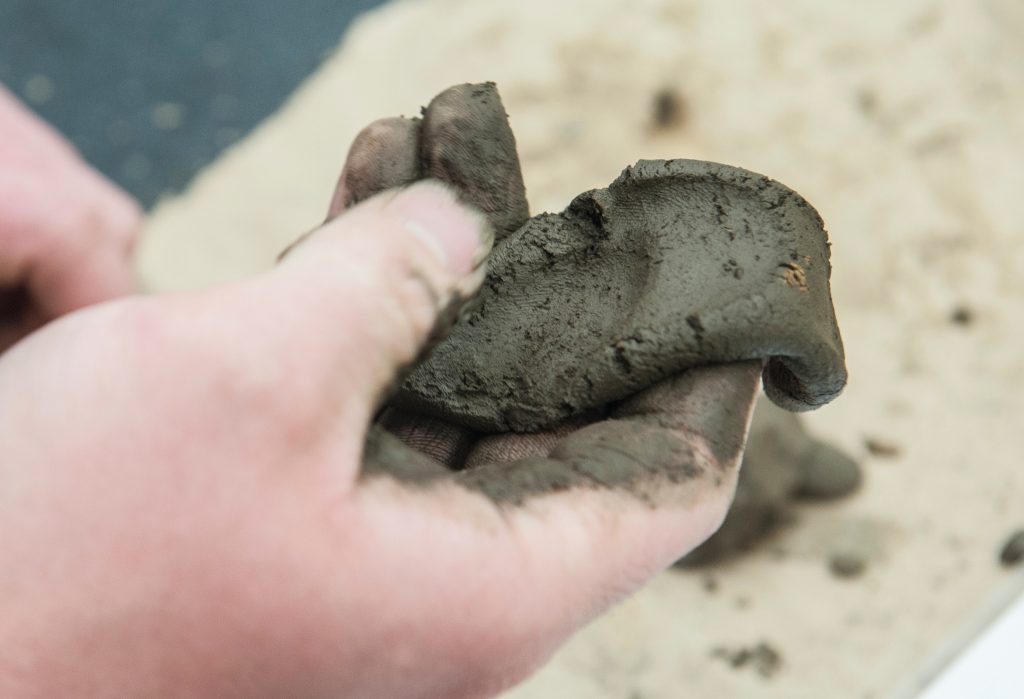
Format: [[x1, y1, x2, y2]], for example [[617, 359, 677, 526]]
[[324, 82, 847, 505]]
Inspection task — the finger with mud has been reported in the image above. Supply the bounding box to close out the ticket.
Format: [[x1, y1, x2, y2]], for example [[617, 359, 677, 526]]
[[420, 83, 530, 239], [327, 116, 423, 218]]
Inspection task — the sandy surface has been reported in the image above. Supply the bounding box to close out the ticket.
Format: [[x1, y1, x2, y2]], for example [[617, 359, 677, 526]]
[[139, 0, 1024, 696]]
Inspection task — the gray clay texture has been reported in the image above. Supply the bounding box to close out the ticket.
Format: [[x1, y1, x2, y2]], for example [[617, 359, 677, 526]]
[[336, 82, 846, 434]]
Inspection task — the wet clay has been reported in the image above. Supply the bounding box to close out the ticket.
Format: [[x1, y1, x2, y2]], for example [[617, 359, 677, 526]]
[[333, 82, 847, 433], [679, 397, 861, 565], [828, 551, 868, 579], [398, 158, 846, 433]]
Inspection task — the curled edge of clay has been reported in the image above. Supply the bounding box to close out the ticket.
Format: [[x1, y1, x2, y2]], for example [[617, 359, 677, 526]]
[[590, 158, 848, 413]]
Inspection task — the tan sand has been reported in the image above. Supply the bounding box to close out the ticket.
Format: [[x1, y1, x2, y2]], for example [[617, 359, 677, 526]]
[[139, 0, 1024, 696]]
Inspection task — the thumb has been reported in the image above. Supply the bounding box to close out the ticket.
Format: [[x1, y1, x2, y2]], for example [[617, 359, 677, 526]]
[[265, 180, 493, 426]]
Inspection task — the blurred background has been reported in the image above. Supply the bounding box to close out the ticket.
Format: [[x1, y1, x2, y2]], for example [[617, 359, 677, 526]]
[[0, 0, 386, 206], [3, 1, 1022, 697]]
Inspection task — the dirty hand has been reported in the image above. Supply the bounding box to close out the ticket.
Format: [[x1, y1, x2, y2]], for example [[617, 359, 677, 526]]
[[0, 181, 759, 698], [0, 85, 141, 352]]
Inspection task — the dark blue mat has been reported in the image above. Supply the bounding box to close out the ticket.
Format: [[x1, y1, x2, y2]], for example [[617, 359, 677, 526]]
[[0, 0, 387, 207]]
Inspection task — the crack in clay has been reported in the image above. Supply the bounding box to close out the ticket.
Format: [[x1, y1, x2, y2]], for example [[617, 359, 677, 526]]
[[324, 82, 848, 507]]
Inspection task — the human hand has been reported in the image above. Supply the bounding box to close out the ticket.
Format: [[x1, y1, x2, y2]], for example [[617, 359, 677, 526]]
[[0, 176, 759, 698], [0, 84, 141, 352]]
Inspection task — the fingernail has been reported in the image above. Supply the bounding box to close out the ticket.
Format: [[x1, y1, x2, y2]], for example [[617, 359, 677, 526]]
[[387, 180, 494, 276]]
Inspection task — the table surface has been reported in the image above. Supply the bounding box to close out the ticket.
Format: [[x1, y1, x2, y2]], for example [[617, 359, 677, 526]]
[[916, 583, 1024, 699]]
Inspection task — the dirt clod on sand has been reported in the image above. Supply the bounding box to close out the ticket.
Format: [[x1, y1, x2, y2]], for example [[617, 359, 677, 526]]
[[865, 437, 902, 459], [999, 529, 1024, 567]]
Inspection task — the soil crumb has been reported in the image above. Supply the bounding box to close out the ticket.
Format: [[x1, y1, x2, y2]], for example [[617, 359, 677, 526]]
[[651, 88, 686, 129], [333, 83, 846, 434], [829, 551, 868, 579], [712, 641, 783, 678], [999, 529, 1024, 567], [949, 305, 974, 326], [865, 437, 902, 458], [336, 82, 847, 505]]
